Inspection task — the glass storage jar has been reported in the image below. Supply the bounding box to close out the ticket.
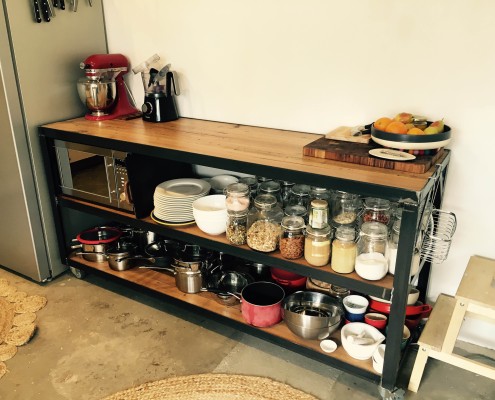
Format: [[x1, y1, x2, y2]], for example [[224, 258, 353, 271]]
[[330, 191, 360, 226], [279, 215, 305, 259], [226, 210, 248, 245], [309, 187, 331, 203], [308, 199, 329, 229], [246, 194, 283, 252], [225, 182, 250, 214], [284, 204, 308, 223], [387, 219, 420, 277], [239, 176, 258, 204], [362, 197, 391, 225], [304, 224, 332, 267], [280, 181, 295, 208], [331, 225, 357, 274], [287, 184, 311, 210], [259, 180, 282, 206], [355, 222, 388, 281]]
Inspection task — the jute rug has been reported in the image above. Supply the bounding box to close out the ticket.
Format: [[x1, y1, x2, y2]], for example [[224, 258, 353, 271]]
[[102, 373, 318, 400], [0, 278, 47, 379]]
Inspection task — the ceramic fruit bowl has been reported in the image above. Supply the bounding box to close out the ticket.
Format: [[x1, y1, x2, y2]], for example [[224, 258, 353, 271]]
[[371, 122, 451, 150]]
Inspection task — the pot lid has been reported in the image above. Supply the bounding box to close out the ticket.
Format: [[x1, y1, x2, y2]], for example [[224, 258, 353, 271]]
[[76, 227, 122, 245]]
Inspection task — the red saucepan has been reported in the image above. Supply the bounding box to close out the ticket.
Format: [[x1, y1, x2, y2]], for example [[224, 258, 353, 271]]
[[240, 281, 285, 328]]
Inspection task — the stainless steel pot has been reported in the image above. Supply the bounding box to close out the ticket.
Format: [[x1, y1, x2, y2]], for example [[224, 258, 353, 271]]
[[106, 242, 140, 271], [75, 251, 107, 263], [174, 267, 203, 294]]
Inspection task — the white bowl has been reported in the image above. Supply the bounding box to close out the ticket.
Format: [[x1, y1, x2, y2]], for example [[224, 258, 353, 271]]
[[407, 288, 420, 305], [192, 195, 228, 235], [209, 175, 238, 193], [372, 344, 386, 374], [343, 295, 369, 314], [341, 322, 385, 360]]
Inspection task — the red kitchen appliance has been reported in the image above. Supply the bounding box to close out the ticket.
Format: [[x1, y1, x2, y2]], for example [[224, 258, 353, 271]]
[[77, 53, 140, 121]]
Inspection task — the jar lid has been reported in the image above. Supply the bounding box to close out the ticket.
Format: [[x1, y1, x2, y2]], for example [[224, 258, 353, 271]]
[[335, 225, 355, 241], [257, 176, 272, 183], [259, 180, 281, 193], [305, 224, 331, 237], [284, 204, 307, 217], [279, 180, 295, 187], [360, 221, 388, 238], [239, 176, 258, 187], [281, 215, 305, 230], [227, 209, 248, 217], [311, 186, 330, 193], [291, 184, 311, 196], [254, 194, 277, 208], [333, 190, 359, 199], [225, 182, 250, 196], [364, 197, 391, 211], [310, 199, 328, 209]]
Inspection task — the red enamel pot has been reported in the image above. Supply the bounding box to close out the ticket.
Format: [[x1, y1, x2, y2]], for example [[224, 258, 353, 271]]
[[241, 282, 285, 328]]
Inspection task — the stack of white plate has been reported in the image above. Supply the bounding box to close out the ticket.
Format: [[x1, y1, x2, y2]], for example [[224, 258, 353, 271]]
[[153, 178, 211, 223]]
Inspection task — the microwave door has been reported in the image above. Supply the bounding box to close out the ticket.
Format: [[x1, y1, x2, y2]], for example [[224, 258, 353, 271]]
[[55, 145, 115, 206]]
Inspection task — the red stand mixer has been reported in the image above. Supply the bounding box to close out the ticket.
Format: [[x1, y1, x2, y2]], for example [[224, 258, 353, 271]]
[[77, 54, 141, 121]]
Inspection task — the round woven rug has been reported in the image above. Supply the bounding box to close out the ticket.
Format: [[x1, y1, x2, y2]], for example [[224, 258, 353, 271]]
[[101, 373, 318, 400], [0, 278, 47, 379]]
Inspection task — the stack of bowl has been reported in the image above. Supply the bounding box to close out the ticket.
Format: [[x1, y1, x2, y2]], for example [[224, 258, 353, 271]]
[[282, 291, 343, 340]]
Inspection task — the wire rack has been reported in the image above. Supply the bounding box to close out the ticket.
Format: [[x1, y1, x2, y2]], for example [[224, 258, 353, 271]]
[[420, 209, 457, 264]]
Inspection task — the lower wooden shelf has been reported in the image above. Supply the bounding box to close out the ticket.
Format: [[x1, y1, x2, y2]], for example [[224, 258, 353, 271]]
[[68, 254, 381, 381]]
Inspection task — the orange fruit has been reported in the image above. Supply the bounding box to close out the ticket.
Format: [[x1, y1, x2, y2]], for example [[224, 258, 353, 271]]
[[385, 121, 408, 134], [407, 127, 426, 135], [374, 117, 392, 131]]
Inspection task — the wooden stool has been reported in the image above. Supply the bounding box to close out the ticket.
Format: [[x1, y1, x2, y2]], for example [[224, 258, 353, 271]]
[[408, 255, 495, 392]]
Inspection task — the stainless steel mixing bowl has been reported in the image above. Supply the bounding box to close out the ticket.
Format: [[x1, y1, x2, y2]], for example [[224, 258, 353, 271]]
[[282, 290, 344, 339], [77, 77, 116, 116]]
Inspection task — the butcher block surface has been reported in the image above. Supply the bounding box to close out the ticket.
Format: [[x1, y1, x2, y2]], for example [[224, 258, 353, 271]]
[[303, 137, 444, 174]]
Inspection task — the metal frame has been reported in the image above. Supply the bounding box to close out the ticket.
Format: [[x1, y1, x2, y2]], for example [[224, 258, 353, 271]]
[[39, 126, 451, 393]]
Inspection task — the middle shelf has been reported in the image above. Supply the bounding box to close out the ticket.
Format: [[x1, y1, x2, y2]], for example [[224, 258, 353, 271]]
[[60, 195, 395, 300]]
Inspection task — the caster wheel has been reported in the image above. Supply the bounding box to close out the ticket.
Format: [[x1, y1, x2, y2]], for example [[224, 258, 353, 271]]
[[70, 267, 87, 279], [378, 386, 405, 400]]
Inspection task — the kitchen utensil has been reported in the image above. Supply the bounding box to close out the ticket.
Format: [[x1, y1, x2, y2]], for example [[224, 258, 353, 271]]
[[320, 339, 338, 353], [78, 54, 140, 121], [40, 0, 51, 21], [33, 0, 42, 23], [282, 291, 343, 340], [75, 251, 107, 263], [364, 312, 387, 330], [369, 298, 432, 318], [192, 194, 228, 235], [240, 282, 285, 327], [341, 322, 385, 360]]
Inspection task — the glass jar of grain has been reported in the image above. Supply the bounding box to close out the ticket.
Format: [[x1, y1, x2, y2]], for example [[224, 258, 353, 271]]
[[279, 215, 305, 259], [331, 225, 356, 274], [226, 210, 248, 245], [246, 194, 283, 252], [304, 224, 332, 267]]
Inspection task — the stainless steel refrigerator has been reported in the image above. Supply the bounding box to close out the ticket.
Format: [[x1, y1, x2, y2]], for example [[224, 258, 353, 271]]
[[0, 1, 107, 281]]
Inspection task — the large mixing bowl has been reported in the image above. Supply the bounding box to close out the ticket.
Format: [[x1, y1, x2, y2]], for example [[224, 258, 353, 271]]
[[282, 291, 344, 340], [77, 78, 116, 116]]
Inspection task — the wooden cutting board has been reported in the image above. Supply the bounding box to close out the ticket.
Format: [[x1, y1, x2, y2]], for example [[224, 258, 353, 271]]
[[303, 137, 444, 173]]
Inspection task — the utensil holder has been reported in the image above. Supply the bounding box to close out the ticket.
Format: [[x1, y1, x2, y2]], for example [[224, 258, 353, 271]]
[[420, 209, 457, 263]]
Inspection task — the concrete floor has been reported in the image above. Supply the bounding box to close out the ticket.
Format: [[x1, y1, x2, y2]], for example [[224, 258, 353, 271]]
[[1, 266, 494, 400]]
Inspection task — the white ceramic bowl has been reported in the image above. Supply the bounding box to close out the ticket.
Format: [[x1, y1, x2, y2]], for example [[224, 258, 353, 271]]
[[209, 175, 239, 193], [341, 322, 385, 360], [343, 295, 369, 314], [407, 288, 420, 305], [192, 195, 228, 235], [372, 344, 386, 374]]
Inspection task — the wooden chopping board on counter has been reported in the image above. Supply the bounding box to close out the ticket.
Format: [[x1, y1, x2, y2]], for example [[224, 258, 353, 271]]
[[303, 137, 444, 173]]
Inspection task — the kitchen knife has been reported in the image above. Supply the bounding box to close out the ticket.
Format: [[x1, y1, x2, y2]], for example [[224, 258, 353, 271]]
[[59, 0, 65, 10], [33, 0, 42, 23], [53, 0, 59, 8], [73, 0, 78, 12], [40, 0, 51, 21]]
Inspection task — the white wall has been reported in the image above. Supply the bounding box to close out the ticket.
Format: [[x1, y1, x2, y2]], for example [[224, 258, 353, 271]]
[[102, 0, 495, 347]]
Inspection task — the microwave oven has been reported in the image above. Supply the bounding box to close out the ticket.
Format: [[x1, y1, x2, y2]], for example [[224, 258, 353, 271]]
[[54, 140, 134, 212], [53, 140, 195, 218]]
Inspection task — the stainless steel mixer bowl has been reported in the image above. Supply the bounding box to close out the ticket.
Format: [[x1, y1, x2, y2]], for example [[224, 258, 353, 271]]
[[282, 291, 344, 339], [77, 78, 116, 116]]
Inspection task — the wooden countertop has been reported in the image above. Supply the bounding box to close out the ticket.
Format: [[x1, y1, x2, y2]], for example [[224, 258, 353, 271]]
[[42, 117, 448, 194]]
